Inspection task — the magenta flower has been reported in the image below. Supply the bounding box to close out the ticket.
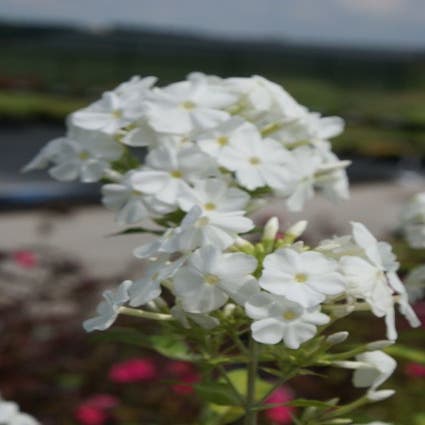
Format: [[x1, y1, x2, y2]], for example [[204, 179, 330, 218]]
[[264, 386, 295, 424], [405, 362, 425, 378], [108, 358, 157, 383]]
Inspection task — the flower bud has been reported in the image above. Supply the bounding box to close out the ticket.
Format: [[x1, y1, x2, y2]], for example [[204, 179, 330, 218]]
[[223, 303, 236, 317], [286, 220, 308, 240], [366, 389, 395, 401], [366, 340, 394, 350], [234, 237, 255, 254], [263, 217, 279, 240], [326, 331, 349, 345]]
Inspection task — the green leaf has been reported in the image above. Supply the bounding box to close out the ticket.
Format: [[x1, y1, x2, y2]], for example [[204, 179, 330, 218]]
[[108, 226, 162, 236], [195, 382, 242, 406], [287, 399, 337, 409], [225, 369, 273, 401], [146, 334, 196, 361], [386, 344, 425, 364]]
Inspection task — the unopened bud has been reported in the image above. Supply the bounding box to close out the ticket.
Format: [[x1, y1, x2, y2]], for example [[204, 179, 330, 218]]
[[234, 237, 255, 254], [263, 216, 279, 240], [366, 340, 394, 351], [223, 303, 236, 317], [367, 389, 395, 401], [286, 220, 308, 240], [326, 331, 349, 345]]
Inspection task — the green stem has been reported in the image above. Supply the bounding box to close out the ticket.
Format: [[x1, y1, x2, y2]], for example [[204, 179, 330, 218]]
[[119, 306, 173, 321], [244, 337, 259, 425]]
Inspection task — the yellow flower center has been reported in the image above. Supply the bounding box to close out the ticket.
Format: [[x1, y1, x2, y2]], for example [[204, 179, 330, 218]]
[[204, 202, 216, 211], [294, 273, 307, 283], [181, 101, 196, 110], [79, 152, 90, 160], [282, 310, 298, 321], [112, 109, 123, 119], [170, 170, 182, 178], [204, 274, 220, 285], [217, 136, 229, 146], [249, 156, 261, 165]]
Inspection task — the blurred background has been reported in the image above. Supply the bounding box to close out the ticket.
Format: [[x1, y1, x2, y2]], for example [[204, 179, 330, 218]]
[[0, 1, 424, 424]]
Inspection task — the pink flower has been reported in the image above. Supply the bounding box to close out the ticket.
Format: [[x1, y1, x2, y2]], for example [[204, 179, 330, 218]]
[[12, 250, 38, 268], [75, 405, 107, 425], [264, 386, 295, 424], [75, 394, 118, 425], [405, 362, 425, 378], [166, 361, 200, 395], [109, 358, 157, 383]]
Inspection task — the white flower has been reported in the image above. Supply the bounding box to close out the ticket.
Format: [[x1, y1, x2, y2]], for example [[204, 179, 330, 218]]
[[245, 292, 329, 349], [83, 280, 132, 332], [196, 118, 257, 159], [0, 397, 39, 425], [335, 351, 396, 400], [400, 191, 425, 249], [273, 112, 344, 146], [144, 78, 236, 134], [24, 127, 123, 182], [71, 92, 132, 134], [70, 76, 156, 134], [227, 75, 306, 120], [341, 222, 420, 339], [218, 128, 293, 191], [168, 205, 254, 252], [129, 257, 184, 307], [173, 245, 257, 313], [131, 145, 215, 205], [101, 171, 174, 225], [178, 178, 250, 214], [259, 248, 346, 308]]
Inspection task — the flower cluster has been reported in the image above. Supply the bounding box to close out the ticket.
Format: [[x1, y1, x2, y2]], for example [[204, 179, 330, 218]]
[[25, 74, 421, 423], [25, 73, 349, 223], [84, 219, 419, 347]]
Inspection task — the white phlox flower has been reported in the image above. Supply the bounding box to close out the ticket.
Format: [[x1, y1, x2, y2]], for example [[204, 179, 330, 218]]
[[101, 171, 174, 225], [172, 245, 257, 313], [144, 78, 236, 134], [259, 247, 346, 308], [71, 76, 156, 134], [218, 128, 293, 191], [334, 351, 396, 400], [226, 75, 306, 120], [340, 222, 420, 339], [272, 112, 344, 147], [129, 257, 185, 307], [400, 191, 425, 249], [0, 396, 40, 425], [245, 292, 329, 349], [24, 128, 123, 182], [83, 280, 132, 332], [195, 117, 257, 159], [130, 145, 216, 205], [167, 205, 255, 252], [178, 177, 250, 214]]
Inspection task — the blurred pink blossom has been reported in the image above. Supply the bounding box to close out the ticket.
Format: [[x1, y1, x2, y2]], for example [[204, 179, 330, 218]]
[[74, 394, 118, 425], [264, 386, 295, 424], [109, 357, 157, 383], [405, 362, 425, 378], [167, 361, 200, 395], [12, 250, 38, 268]]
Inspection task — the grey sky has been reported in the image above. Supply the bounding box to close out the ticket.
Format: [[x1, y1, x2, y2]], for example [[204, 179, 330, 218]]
[[1, 0, 425, 47]]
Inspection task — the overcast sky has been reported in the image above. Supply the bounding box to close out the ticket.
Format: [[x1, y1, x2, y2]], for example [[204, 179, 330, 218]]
[[1, 0, 425, 48]]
